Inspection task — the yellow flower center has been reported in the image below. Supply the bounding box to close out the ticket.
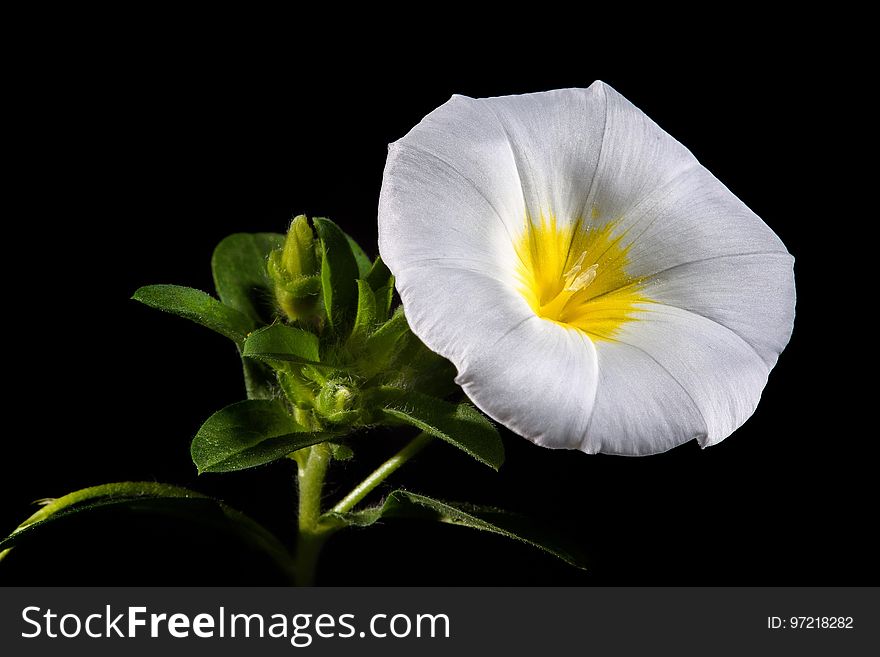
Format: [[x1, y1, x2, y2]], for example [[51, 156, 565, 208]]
[[514, 213, 649, 341]]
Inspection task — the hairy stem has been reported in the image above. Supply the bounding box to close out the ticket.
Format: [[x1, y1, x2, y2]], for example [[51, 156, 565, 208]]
[[294, 443, 332, 585], [329, 432, 433, 515]]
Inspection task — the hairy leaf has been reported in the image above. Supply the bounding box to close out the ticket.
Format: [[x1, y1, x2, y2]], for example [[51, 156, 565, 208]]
[[0, 482, 294, 579], [132, 285, 253, 344], [212, 232, 283, 325], [314, 218, 359, 335], [242, 324, 321, 365], [192, 400, 332, 473], [329, 490, 587, 570], [382, 393, 504, 470]]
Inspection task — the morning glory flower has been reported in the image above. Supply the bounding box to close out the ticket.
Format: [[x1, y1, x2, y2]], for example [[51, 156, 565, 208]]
[[378, 82, 795, 455]]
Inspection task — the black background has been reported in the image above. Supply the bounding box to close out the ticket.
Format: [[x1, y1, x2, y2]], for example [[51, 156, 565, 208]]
[[2, 28, 870, 585]]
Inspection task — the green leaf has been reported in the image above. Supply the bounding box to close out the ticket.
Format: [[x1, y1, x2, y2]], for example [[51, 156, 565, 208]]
[[361, 308, 410, 375], [313, 218, 359, 334], [382, 328, 458, 398], [0, 482, 295, 580], [365, 257, 394, 321], [212, 232, 284, 325], [347, 280, 377, 349], [242, 324, 321, 366], [5, 482, 202, 536], [365, 256, 392, 291], [191, 400, 332, 473], [210, 233, 286, 399], [132, 285, 253, 345], [345, 233, 373, 278], [240, 358, 276, 401], [381, 392, 504, 470], [373, 286, 394, 323], [329, 490, 587, 570]]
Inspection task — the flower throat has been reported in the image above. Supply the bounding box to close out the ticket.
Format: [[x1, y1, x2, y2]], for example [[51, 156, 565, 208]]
[[513, 213, 649, 341]]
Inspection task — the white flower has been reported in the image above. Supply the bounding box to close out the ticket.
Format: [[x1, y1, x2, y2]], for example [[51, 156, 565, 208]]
[[378, 82, 795, 455]]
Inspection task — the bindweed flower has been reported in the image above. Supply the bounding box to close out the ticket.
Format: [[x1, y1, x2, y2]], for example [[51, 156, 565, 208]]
[[378, 82, 795, 455]]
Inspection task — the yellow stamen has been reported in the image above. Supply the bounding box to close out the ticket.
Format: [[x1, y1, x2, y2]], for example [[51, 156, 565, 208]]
[[514, 213, 649, 341]]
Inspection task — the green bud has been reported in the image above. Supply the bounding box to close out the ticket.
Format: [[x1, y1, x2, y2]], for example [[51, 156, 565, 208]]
[[282, 215, 318, 277], [317, 380, 354, 413], [269, 215, 323, 323], [315, 379, 359, 422]]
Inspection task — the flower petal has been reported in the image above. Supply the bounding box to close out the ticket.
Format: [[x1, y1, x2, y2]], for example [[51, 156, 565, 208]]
[[571, 82, 698, 225], [591, 304, 771, 454], [394, 260, 601, 446], [479, 85, 609, 222], [584, 340, 706, 455], [456, 317, 599, 450], [379, 95, 526, 278], [611, 165, 791, 272], [642, 252, 795, 368], [395, 265, 533, 373], [597, 163, 795, 368]]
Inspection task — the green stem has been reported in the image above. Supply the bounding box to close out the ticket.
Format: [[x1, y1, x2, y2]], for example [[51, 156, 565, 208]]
[[329, 432, 433, 515], [293, 433, 433, 583], [294, 443, 332, 586]]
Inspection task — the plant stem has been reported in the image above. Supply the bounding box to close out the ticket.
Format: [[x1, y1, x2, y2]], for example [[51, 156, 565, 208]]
[[329, 432, 433, 515], [294, 443, 332, 586], [293, 433, 433, 584]]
